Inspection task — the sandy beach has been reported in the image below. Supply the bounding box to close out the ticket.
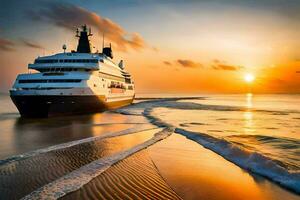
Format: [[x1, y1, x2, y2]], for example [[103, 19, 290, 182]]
[[0, 94, 299, 199]]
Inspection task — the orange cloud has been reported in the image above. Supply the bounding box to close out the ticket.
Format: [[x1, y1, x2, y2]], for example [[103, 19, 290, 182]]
[[28, 2, 146, 52], [0, 38, 14, 51], [212, 64, 243, 71], [177, 59, 202, 68], [211, 59, 243, 71], [162, 59, 202, 68], [252, 62, 300, 93], [20, 38, 44, 49], [163, 61, 172, 66]]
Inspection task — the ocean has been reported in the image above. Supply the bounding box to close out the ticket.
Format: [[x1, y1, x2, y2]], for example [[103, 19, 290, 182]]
[[0, 93, 299, 199]]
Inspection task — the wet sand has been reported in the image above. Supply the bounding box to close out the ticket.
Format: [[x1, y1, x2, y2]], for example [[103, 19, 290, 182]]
[[1, 128, 299, 199], [149, 133, 300, 200], [0, 95, 299, 199], [0, 111, 148, 159], [63, 150, 181, 200], [0, 128, 159, 199]]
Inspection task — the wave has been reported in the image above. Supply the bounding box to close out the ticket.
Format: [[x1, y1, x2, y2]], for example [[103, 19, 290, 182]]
[[0, 125, 156, 166], [116, 98, 300, 194], [4, 97, 298, 198], [226, 134, 300, 171], [175, 128, 300, 193], [228, 134, 300, 145], [117, 98, 298, 117], [21, 128, 173, 200]]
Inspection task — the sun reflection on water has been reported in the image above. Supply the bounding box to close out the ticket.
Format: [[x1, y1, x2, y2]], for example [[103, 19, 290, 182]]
[[246, 93, 253, 109], [244, 93, 255, 134]]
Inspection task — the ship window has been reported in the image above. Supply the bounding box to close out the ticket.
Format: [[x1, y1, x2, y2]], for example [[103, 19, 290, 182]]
[[128, 85, 133, 90], [125, 78, 131, 83], [19, 87, 73, 90], [19, 79, 47, 83], [39, 68, 94, 72], [19, 79, 82, 83], [43, 72, 64, 76], [35, 59, 98, 64]]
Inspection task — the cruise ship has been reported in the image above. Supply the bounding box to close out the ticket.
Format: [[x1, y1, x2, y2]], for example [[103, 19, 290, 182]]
[[10, 25, 135, 117]]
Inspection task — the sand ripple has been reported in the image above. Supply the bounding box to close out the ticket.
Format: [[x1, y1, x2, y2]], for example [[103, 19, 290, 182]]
[[0, 128, 158, 199], [21, 129, 173, 199], [63, 150, 181, 200]]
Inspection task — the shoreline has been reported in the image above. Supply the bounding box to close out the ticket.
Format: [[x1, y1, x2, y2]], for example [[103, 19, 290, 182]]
[[0, 95, 299, 199], [149, 133, 300, 200]]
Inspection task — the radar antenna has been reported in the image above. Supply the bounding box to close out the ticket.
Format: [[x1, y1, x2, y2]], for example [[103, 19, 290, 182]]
[[62, 44, 67, 53], [88, 27, 93, 36], [76, 28, 79, 37]]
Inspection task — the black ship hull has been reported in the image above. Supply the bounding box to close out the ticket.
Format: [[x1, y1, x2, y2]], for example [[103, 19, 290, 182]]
[[10, 95, 134, 118]]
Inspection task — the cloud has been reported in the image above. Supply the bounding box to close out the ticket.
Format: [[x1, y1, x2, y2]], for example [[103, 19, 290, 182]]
[[20, 38, 44, 49], [297, 71, 300, 73], [163, 59, 202, 68], [163, 61, 172, 66], [152, 46, 159, 52], [212, 64, 242, 71], [0, 38, 15, 51], [27, 2, 146, 52], [213, 59, 221, 63], [211, 59, 243, 71], [177, 59, 202, 68]]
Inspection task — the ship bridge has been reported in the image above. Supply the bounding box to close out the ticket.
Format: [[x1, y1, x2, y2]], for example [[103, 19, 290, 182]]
[[28, 24, 118, 73], [29, 53, 101, 72]]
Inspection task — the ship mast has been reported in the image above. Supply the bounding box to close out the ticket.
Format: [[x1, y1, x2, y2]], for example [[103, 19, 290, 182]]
[[76, 25, 93, 53]]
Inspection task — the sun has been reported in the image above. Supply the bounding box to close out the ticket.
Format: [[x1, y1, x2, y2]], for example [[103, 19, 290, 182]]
[[244, 73, 255, 83]]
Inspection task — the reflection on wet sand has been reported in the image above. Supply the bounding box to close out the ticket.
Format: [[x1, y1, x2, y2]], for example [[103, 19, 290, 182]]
[[0, 94, 299, 199], [0, 129, 158, 199], [149, 134, 300, 200], [0, 112, 147, 159]]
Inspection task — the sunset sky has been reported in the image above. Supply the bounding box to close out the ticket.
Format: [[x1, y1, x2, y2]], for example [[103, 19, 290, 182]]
[[0, 0, 300, 94]]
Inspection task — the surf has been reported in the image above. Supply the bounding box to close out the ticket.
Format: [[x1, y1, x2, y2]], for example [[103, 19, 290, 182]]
[[117, 97, 300, 193]]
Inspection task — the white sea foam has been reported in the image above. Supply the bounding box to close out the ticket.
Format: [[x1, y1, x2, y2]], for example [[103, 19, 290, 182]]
[[7, 97, 299, 197], [21, 128, 173, 200], [0, 125, 156, 166], [117, 97, 296, 117], [117, 98, 300, 193], [175, 128, 300, 193]]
